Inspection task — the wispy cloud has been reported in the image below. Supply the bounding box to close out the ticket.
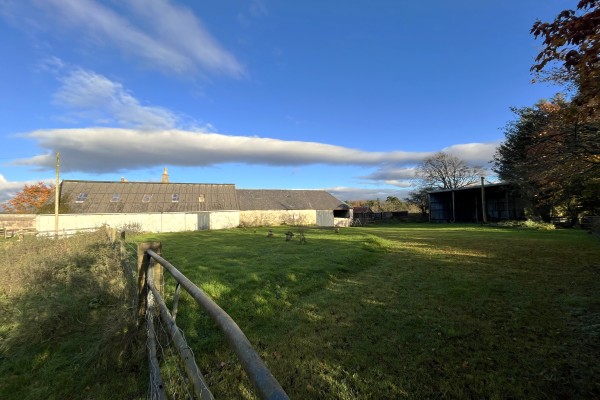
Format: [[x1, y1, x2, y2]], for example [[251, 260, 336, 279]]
[[3, 0, 244, 77], [363, 166, 417, 181], [237, 0, 268, 26], [359, 142, 498, 187], [326, 186, 412, 202], [54, 68, 180, 129]]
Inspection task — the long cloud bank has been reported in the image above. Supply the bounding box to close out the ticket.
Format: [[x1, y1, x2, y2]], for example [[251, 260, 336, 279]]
[[14, 127, 498, 174]]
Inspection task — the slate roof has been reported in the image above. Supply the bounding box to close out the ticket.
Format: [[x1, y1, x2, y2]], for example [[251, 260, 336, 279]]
[[237, 189, 349, 211], [57, 180, 239, 214]]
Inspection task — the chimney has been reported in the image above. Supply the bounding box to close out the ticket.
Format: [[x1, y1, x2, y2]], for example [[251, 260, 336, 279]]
[[161, 167, 169, 183]]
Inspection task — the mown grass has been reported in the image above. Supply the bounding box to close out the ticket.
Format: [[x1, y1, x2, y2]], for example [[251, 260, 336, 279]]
[[132, 224, 600, 399], [0, 231, 146, 400]]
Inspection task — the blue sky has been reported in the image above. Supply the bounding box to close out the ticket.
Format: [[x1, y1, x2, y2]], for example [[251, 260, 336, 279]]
[[0, 0, 568, 202]]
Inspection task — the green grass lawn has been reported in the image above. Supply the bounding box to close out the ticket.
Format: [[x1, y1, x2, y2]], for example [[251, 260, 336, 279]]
[[132, 224, 600, 399]]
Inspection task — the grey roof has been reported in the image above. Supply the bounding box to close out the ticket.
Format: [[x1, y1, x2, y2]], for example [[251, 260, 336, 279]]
[[427, 182, 509, 194], [237, 189, 349, 211], [57, 180, 239, 213]]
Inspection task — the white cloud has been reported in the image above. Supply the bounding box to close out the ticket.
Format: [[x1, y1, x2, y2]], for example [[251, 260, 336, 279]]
[[0, 174, 52, 203], [13, 128, 433, 172], [8, 0, 244, 77], [326, 186, 412, 202], [361, 167, 418, 181], [442, 142, 500, 165], [13, 127, 501, 176], [125, 0, 245, 77], [54, 69, 179, 129]]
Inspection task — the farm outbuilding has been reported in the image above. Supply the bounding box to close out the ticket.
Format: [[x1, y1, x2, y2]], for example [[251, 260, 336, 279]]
[[237, 189, 352, 227], [428, 183, 526, 223], [37, 180, 241, 233], [35, 176, 351, 234], [352, 206, 374, 225]]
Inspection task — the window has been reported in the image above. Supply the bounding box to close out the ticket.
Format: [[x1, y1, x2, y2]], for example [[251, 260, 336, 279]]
[[111, 193, 121, 202], [198, 194, 205, 203], [142, 194, 152, 203], [75, 193, 88, 203], [172, 193, 180, 202]]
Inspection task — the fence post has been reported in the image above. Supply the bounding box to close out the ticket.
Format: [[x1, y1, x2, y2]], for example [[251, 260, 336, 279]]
[[137, 242, 163, 323]]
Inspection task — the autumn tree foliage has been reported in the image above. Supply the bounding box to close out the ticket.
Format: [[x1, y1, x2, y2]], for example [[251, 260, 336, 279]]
[[2, 182, 54, 214], [531, 0, 600, 109], [495, 97, 600, 219], [495, 2, 600, 219]]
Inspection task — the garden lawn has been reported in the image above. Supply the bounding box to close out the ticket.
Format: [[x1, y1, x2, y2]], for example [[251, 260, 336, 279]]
[[133, 224, 600, 399]]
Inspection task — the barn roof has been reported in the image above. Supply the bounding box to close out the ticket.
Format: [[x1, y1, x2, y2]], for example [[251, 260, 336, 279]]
[[237, 189, 349, 211], [57, 180, 239, 213], [427, 182, 509, 194]]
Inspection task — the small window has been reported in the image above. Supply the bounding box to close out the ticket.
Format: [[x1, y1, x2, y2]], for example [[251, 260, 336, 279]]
[[75, 193, 88, 203], [198, 194, 205, 203], [142, 194, 152, 203], [111, 193, 121, 202], [172, 194, 180, 203]]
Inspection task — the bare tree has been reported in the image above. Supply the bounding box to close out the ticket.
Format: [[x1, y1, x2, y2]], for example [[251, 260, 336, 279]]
[[417, 152, 484, 189]]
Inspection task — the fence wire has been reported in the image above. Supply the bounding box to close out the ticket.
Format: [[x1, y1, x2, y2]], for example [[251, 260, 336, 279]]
[[146, 291, 197, 400], [122, 239, 206, 400]]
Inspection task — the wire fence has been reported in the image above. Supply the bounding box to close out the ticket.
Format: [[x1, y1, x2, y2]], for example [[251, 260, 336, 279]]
[[119, 238, 212, 400]]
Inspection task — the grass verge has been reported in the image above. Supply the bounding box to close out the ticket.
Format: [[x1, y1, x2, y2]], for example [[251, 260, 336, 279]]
[[0, 231, 146, 400]]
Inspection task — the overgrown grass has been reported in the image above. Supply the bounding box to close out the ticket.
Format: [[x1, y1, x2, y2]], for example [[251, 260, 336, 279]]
[[1, 225, 597, 399], [0, 231, 146, 400], [132, 224, 600, 399]]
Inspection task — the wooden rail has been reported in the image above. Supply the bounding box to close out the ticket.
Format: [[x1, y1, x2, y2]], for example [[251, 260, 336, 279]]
[[137, 243, 289, 400]]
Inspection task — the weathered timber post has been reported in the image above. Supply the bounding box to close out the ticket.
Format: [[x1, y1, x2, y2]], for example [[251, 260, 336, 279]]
[[137, 242, 163, 324], [481, 177, 488, 224], [451, 190, 456, 222]]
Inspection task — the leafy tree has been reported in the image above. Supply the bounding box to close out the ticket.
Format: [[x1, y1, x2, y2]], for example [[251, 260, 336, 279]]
[[531, 0, 600, 108], [494, 2, 600, 220], [383, 196, 404, 212], [2, 182, 54, 214], [494, 97, 600, 220], [405, 188, 431, 216], [417, 152, 484, 190]]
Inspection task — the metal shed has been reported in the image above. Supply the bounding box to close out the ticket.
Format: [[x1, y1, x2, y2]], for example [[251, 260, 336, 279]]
[[428, 183, 526, 223]]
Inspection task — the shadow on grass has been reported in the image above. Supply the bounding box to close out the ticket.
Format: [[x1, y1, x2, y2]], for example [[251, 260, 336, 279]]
[[0, 231, 146, 400]]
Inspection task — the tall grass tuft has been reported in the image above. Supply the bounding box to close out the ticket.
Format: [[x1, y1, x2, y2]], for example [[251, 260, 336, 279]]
[[0, 230, 146, 399]]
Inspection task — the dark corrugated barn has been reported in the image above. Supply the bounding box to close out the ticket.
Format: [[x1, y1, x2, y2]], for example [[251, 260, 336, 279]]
[[429, 183, 525, 223]]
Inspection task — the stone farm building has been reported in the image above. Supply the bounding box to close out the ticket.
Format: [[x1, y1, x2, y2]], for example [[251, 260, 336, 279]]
[[34, 179, 352, 234], [238, 189, 351, 227]]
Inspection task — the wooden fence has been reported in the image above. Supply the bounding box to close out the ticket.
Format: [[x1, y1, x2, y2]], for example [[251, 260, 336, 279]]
[[132, 239, 289, 400]]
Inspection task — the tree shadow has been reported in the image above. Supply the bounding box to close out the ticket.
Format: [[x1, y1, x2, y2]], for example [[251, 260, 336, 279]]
[[0, 231, 146, 400]]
